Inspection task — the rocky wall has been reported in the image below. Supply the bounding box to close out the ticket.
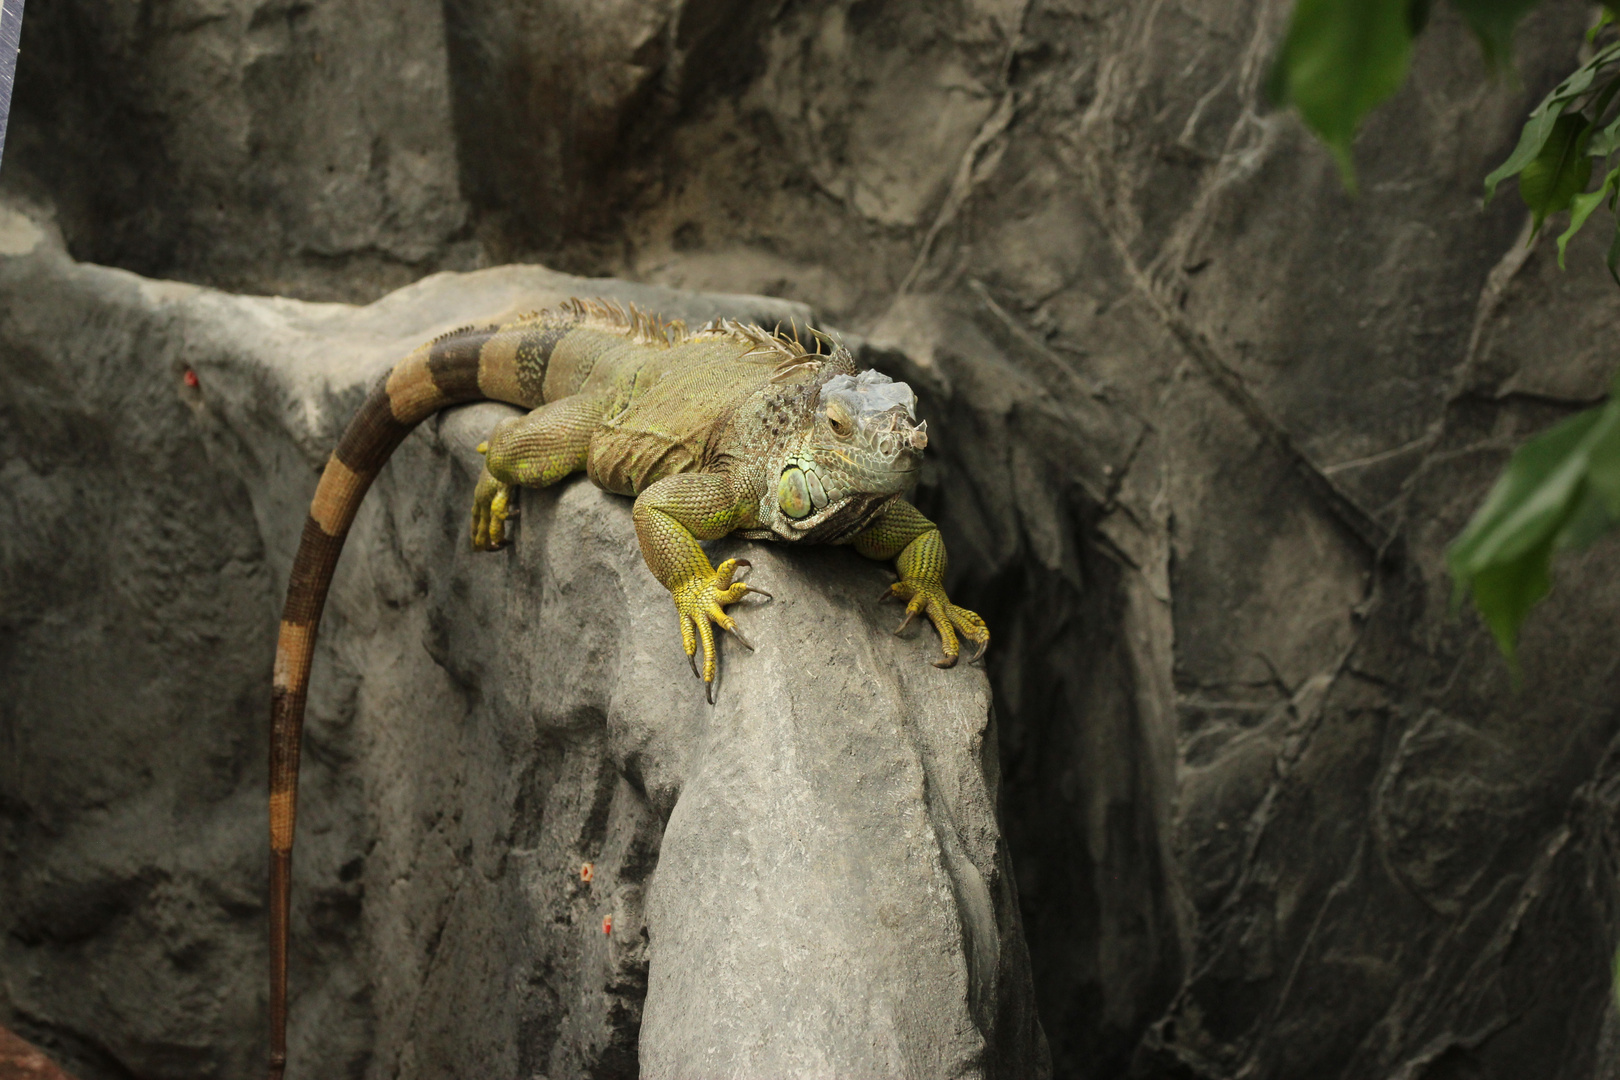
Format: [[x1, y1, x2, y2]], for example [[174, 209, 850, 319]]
[[5, 0, 1620, 1078]]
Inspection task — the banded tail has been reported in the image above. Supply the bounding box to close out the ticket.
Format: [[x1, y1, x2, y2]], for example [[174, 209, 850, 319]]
[[266, 315, 541, 1079], [266, 297, 698, 1077]]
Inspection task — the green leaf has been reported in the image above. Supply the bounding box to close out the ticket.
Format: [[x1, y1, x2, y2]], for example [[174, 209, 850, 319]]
[[1270, 0, 1414, 189], [1451, 408, 1602, 572], [1607, 945, 1620, 1016], [1587, 386, 1620, 513], [1449, 398, 1620, 663], [1559, 485, 1618, 550], [1520, 113, 1593, 233], [1486, 101, 1578, 203], [1483, 44, 1620, 202], [1556, 167, 1619, 267], [1586, 112, 1620, 158], [1466, 535, 1555, 671], [1589, 6, 1616, 44], [1451, 0, 1541, 69]]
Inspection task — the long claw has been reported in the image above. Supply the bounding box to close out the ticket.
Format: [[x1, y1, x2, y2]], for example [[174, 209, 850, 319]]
[[669, 558, 763, 700], [878, 587, 897, 603], [883, 574, 988, 670], [742, 584, 774, 600]]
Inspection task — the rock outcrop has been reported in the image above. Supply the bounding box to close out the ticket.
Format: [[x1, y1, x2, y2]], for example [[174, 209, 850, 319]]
[[0, 203, 1044, 1078]]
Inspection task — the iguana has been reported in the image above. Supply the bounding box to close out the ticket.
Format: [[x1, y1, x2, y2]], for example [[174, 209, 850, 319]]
[[265, 298, 988, 1078]]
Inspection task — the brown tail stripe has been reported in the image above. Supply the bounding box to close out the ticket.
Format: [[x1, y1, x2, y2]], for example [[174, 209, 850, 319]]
[[334, 389, 415, 476], [382, 323, 500, 424], [281, 517, 347, 625], [427, 327, 488, 399]]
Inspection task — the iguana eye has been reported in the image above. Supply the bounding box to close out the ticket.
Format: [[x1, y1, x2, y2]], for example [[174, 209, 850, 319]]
[[826, 401, 854, 437]]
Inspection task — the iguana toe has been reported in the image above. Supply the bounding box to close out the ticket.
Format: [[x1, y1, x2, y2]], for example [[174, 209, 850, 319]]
[[471, 467, 515, 551], [883, 579, 989, 668], [670, 557, 765, 702]]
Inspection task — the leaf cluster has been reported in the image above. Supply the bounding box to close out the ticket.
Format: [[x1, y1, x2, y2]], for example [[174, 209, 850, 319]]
[[1484, 14, 1620, 277], [1445, 10, 1620, 662], [1447, 373, 1620, 668], [1272, 0, 1620, 664], [1269, 0, 1542, 188]]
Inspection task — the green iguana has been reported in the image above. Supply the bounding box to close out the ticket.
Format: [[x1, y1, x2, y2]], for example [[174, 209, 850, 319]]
[[265, 298, 988, 1078]]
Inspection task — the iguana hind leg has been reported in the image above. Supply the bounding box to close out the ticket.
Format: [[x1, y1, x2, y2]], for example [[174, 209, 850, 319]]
[[471, 395, 603, 549], [853, 499, 989, 667], [631, 473, 766, 702]]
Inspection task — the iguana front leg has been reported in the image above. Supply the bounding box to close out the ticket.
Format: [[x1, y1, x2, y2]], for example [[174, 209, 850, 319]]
[[853, 499, 988, 667], [471, 395, 603, 549], [632, 473, 767, 701]]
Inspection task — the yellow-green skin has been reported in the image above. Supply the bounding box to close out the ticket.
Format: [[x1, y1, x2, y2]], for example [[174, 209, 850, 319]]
[[466, 305, 988, 695]]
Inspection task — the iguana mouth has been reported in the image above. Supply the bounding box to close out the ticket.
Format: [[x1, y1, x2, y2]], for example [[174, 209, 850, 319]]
[[773, 489, 895, 544], [778, 450, 919, 522]]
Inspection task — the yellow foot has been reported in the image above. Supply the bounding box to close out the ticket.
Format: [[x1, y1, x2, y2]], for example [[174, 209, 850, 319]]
[[671, 558, 771, 704], [881, 578, 989, 668], [470, 463, 516, 551]]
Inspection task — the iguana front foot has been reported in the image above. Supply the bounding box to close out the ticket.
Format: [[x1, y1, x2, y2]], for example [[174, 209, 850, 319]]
[[672, 558, 770, 703], [882, 577, 989, 668], [470, 458, 516, 551]]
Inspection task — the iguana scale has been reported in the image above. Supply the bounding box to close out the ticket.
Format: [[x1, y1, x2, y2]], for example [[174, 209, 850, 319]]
[[265, 298, 988, 1078]]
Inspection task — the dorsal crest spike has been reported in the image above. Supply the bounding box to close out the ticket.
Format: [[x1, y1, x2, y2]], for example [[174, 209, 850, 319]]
[[685, 311, 842, 371], [806, 325, 838, 355], [557, 297, 689, 347], [429, 323, 488, 345]]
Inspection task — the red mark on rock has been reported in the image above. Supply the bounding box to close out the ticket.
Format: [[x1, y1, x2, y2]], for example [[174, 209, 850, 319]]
[[580, 862, 593, 883], [602, 915, 613, 936], [183, 369, 200, 388]]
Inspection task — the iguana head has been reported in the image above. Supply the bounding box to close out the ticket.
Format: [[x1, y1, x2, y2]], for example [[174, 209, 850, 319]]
[[769, 367, 926, 539]]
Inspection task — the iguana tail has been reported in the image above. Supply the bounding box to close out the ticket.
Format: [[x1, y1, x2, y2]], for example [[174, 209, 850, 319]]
[[266, 320, 521, 1079], [265, 297, 696, 1077]]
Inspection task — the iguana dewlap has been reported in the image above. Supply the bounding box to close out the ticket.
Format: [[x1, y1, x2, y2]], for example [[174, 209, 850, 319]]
[[264, 298, 987, 1078]]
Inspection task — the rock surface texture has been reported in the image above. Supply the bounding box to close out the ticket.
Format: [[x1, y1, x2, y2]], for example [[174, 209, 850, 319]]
[[5, 0, 1620, 1078], [0, 208, 1043, 1079]]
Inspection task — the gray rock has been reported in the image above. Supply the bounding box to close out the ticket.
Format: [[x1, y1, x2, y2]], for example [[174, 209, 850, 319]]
[[0, 200, 1045, 1079], [6, 0, 474, 300]]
